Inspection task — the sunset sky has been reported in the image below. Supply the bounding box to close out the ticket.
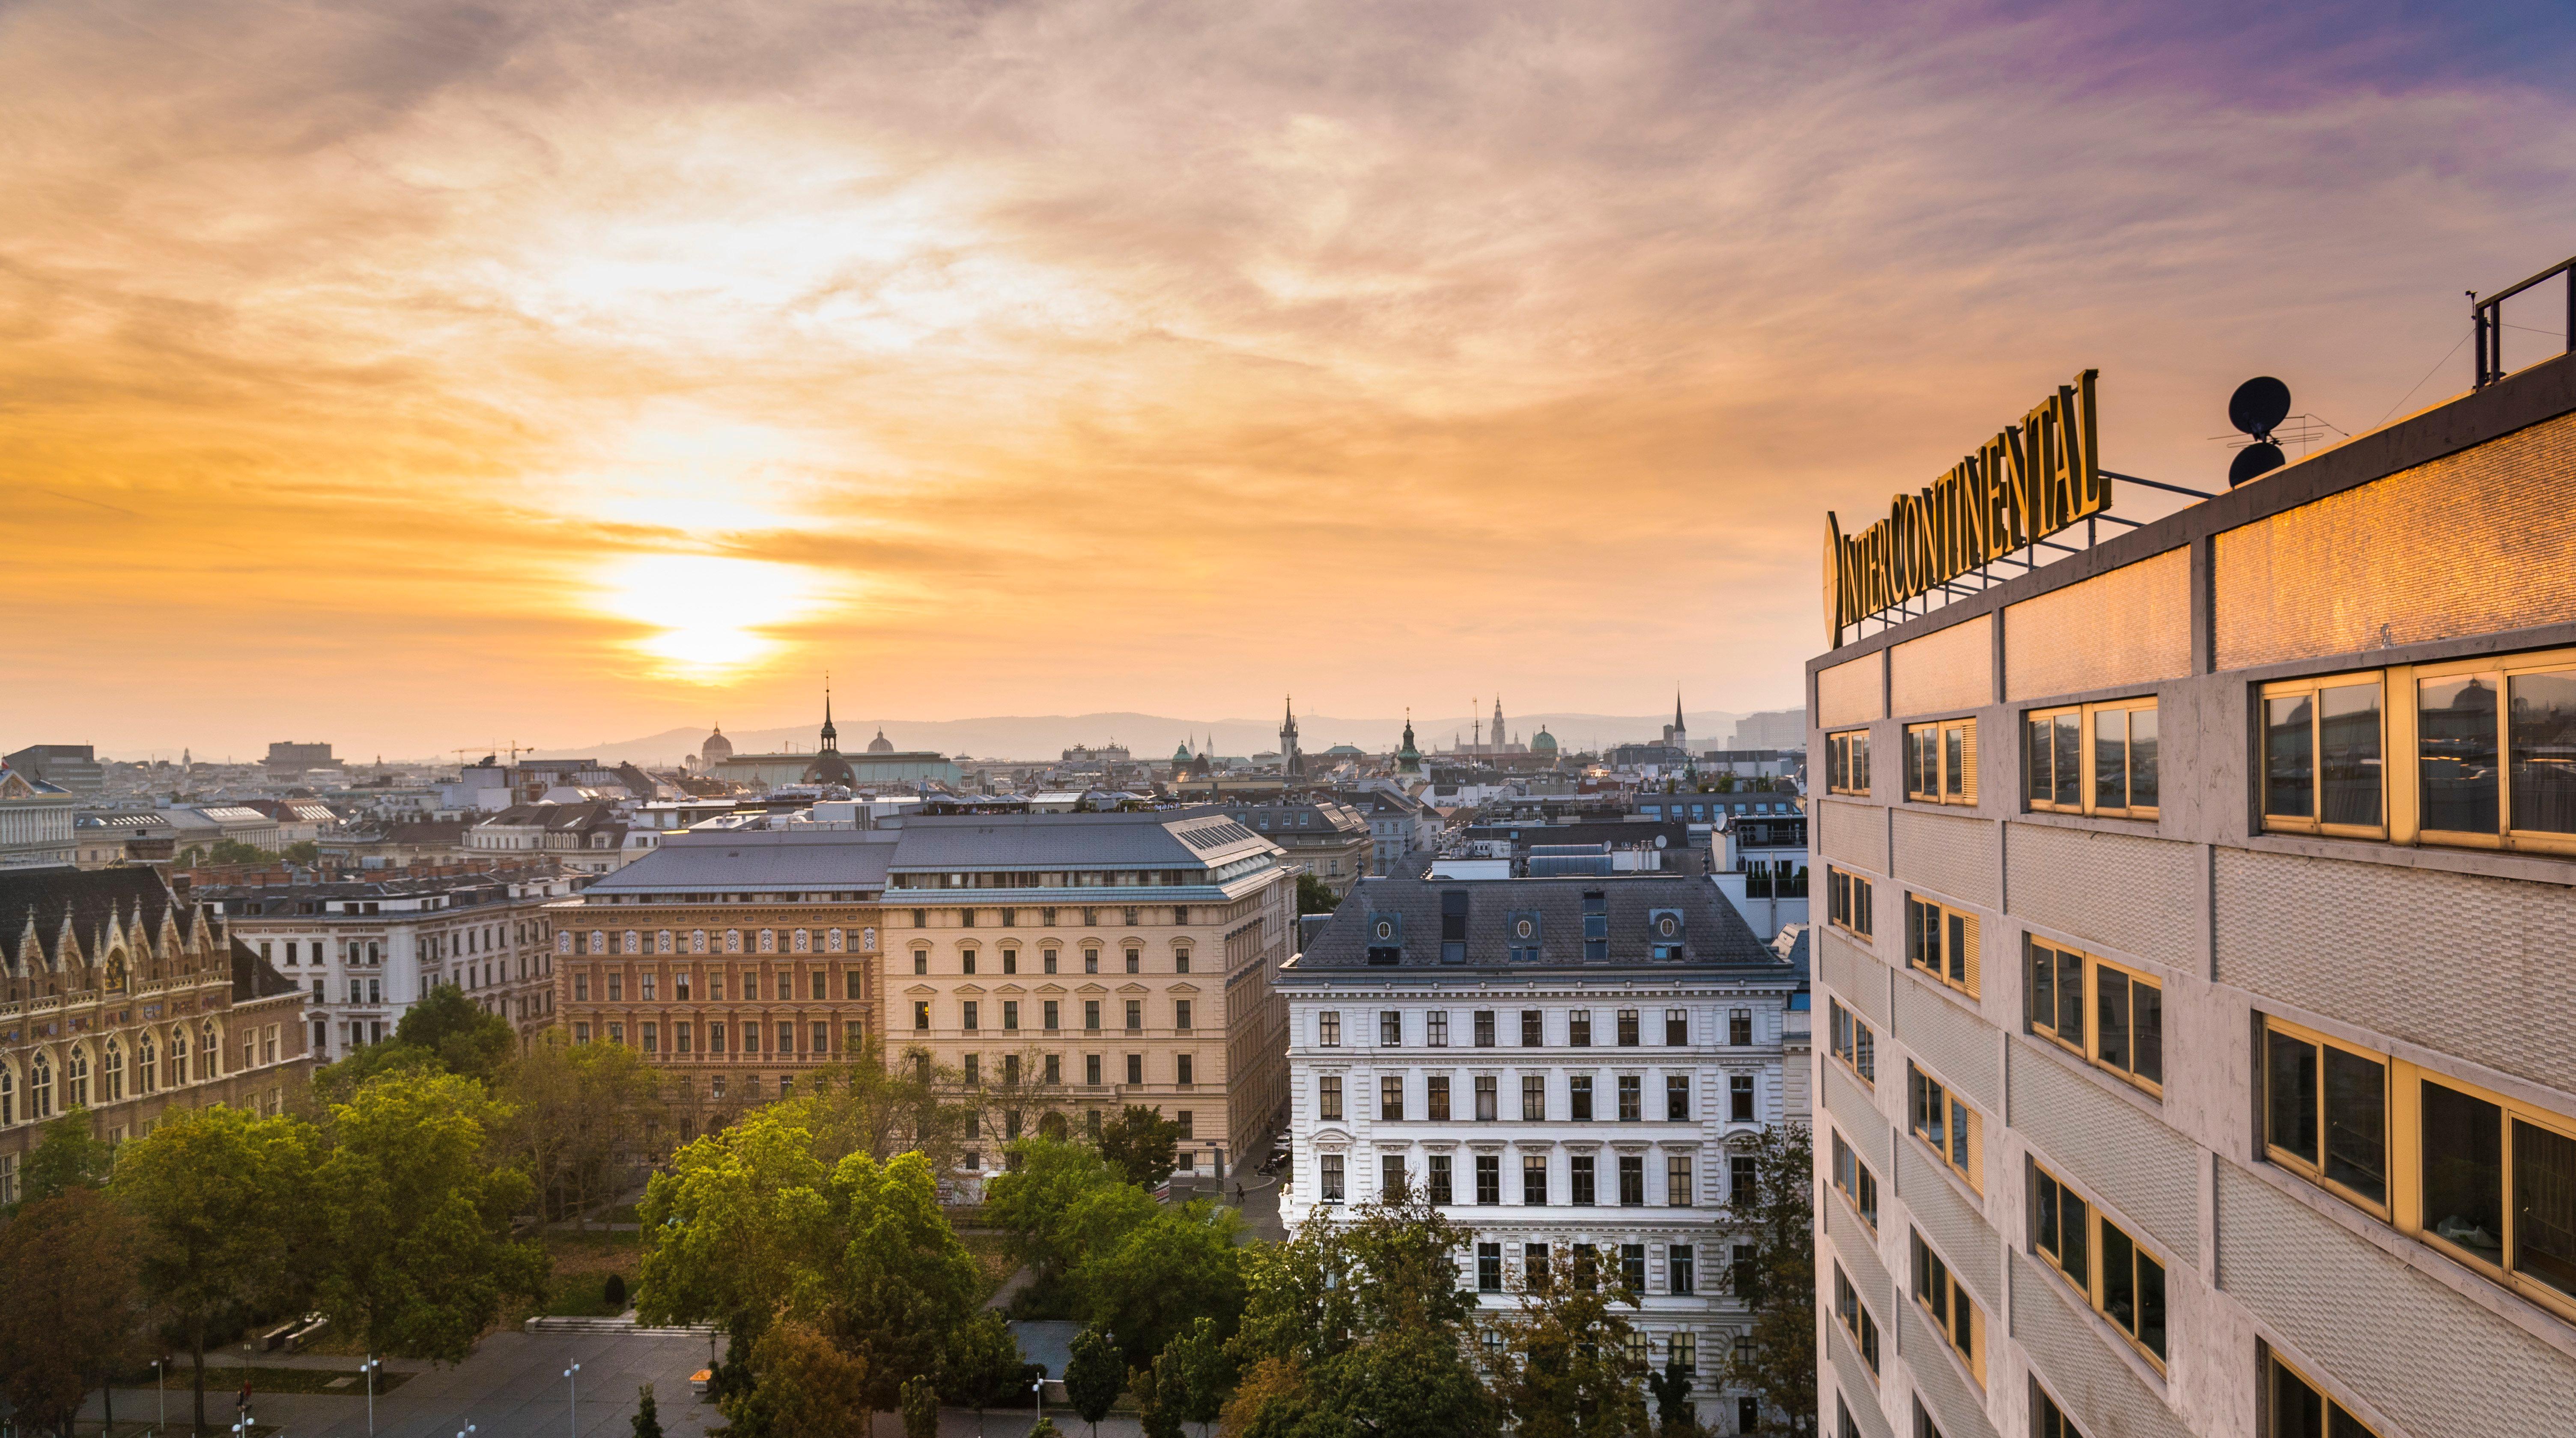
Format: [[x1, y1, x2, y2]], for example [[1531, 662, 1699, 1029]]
[[7, 0, 2574, 760]]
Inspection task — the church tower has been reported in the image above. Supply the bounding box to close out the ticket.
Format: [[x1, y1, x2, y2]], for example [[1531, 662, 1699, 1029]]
[[1492, 696, 1506, 753], [1397, 709, 1422, 774], [1281, 696, 1302, 777], [1667, 689, 1688, 752]]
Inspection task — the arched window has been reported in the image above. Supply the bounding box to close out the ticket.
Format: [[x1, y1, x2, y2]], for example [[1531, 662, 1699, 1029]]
[[589, 930, 607, 955], [102, 1039, 124, 1103], [691, 930, 709, 954], [106, 951, 128, 992], [657, 930, 674, 954], [65, 1045, 89, 1108], [861, 927, 877, 951], [793, 929, 811, 953], [202, 1021, 220, 1078], [758, 929, 776, 953], [138, 1035, 156, 1094], [0, 1065, 14, 1127], [29, 1051, 52, 1119], [623, 931, 641, 955], [724, 929, 743, 954], [825, 928, 844, 953]]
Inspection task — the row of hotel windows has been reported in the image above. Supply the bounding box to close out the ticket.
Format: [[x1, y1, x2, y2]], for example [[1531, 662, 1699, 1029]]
[[1316, 1009, 1757, 1047], [913, 945, 1184, 975], [1822, 643, 2576, 852], [575, 968, 863, 1002], [0, 1022, 252, 1125], [258, 927, 535, 965], [1825, 878, 2165, 1102], [571, 1019, 864, 1055], [1839, 1354, 2381, 1438], [1317, 1072, 1757, 1123], [913, 998, 1193, 1033], [567, 926, 876, 956], [1318, 1151, 1734, 1211], [1824, 1007, 2576, 1392]]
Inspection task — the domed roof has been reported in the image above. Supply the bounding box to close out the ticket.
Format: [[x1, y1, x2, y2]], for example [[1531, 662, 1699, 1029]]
[[1324, 744, 1365, 756], [700, 725, 734, 762], [804, 751, 858, 787], [867, 727, 894, 754], [1532, 726, 1558, 751]]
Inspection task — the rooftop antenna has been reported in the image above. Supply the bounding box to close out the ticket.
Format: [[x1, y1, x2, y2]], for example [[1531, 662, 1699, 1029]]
[[2227, 376, 2293, 487]]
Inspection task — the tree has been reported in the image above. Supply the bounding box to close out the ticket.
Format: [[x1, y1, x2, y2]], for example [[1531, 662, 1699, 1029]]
[[1157, 1317, 1235, 1438], [984, 1136, 1155, 1316], [391, 983, 519, 1081], [636, 1114, 835, 1335], [312, 1039, 445, 1106], [113, 1102, 314, 1437], [1296, 872, 1340, 915], [204, 838, 271, 867], [1649, 1363, 1699, 1438], [495, 1033, 668, 1221], [949, 1309, 1026, 1437], [1064, 1326, 1124, 1438], [770, 1044, 983, 1177], [900, 1375, 940, 1438], [1488, 1240, 1650, 1438], [1074, 1202, 1244, 1367], [16, 1108, 112, 1209], [1096, 1105, 1183, 1190], [1131, 1360, 1185, 1438], [1223, 1192, 1497, 1438], [1721, 1125, 1815, 1436], [1030, 1420, 1064, 1438], [723, 1319, 871, 1438], [280, 840, 322, 865], [633, 1382, 665, 1438], [832, 1149, 987, 1419], [0, 1187, 142, 1437], [313, 1069, 548, 1362]]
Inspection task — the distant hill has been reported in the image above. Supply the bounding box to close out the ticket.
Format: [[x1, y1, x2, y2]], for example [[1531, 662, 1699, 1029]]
[[522, 708, 1765, 768]]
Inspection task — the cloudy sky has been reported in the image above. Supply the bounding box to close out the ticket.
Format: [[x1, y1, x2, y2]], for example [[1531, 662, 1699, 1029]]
[[6, 0, 2573, 759]]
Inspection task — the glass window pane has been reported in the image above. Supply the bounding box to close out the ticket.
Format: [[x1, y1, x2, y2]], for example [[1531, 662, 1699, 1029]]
[[2318, 683, 2382, 826], [2035, 1171, 2061, 1255], [2061, 1190, 2088, 1283], [2421, 1079, 2504, 1264], [2267, 1031, 2319, 1164], [2099, 1224, 2137, 1334], [2273, 1360, 2326, 1438], [2321, 1046, 2386, 1205], [2420, 677, 2500, 834], [2133, 982, 2163, 1085], [2129, 707, 2159, 810], [2028, 942, 2055, 1032], [1950, 1097, 1970, 1170], [1944, 726, 1964, 797], [2097, 969, 2131, 1072], [2136, 1251, 2166, 1361], [2266, 695, 2314, 818], [1946, 911, 1967, 985], [2053, 715, 2082, 807], [2028, 716, 2054, 801], [2056, 949, 2084, 1040], [2508, 671, 2576, 835], [2095, 708, 2128, 810], [2325, 1410, 2375, 1438], [2512, 1119, 2576, 1299]]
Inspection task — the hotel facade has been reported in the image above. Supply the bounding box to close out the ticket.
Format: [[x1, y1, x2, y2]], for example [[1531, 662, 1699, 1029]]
[[1807, 349, 2576, 1438]]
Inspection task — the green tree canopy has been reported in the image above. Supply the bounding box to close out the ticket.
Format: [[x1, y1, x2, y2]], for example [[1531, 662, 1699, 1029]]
[[313, 1068, 549, 1362], [1157, 1316, 1236, 1438], [279, 840, 322, 864], [948, 1308, 1026, 1432], [0, 1186, 142, 1437], [1721, 1124, 1814, 1436], [1225, 1193, 1496, 1438], [984, 1136, 1155, 1283], [112, 1102, 315, 1437], [392, 983, 520, 1081], [1296, 872, 1341, 915], [16, 1108, 113, 1209], [833, 1149, 987, 1413], [1488, 1241, 1649, 1438], [495, 1033, 668, 1221], [1074, 1200, 1244, 1367], [1096, 1105, 1184, 1190], [1064, 1325, 1124, 1438], [724, 1318, 872, 1438]]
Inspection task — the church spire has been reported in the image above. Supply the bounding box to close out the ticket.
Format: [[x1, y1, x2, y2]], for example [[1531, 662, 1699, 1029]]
[[819, 673, 839, 750]]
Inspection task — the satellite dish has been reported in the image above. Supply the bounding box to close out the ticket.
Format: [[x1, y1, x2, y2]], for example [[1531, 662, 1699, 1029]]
[[2229, 376, 2292, 441], [2230, 442, 2285, 487]]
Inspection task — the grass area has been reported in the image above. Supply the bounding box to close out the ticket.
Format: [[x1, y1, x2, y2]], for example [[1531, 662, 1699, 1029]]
[[499, 1226, 646, 1327], [146, 1365, 415, 1396]]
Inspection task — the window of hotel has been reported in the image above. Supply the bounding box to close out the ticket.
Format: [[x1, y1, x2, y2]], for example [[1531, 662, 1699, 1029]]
[[1318, 1011, 1341, 1046], [2418, 652, 2576, 851], [1826, 868, 1874, 938], [1379, 1075, 1404, 1121], [1428, 1075, 1452, 1120], [2024, 938, 2162, 1096], [2025, 698, 2159, 818], [1321, 1153, 1344, 1202], [1907, 1063, 1982, 1192], [1569, 1010, 1592, 1047], [2029, 1161, 2166, 1366], [1667, 1074, 1690, 1120], [1523, 1074, 1545, 1121], [1831, 1130, 1879, 1227], [2031, 1380, 2087, 1438], [1668, 1156, 1694, 1208], [1315, 1074, 1342, 1121], [1666, 1008, 1688, 1045], [1833, 1263, 1880, 1375], [1903, 718, 1977, 805], [1428, 1011, 1450, 1046], [1903, 894, 1979, 997], [2266, 1351, 2381, 1438], [1911, 1230, 1985, 1386], [2262, 672, 2387, 837], [1829, 999, 1876, 1084], [2261, 1018, 2576, 1316], [1827, 729, 1871, 795], [1476, 1010, 1497, 1046], [1522, 1009, 1544, 1046], [1476, 1075, 1498, 1120]]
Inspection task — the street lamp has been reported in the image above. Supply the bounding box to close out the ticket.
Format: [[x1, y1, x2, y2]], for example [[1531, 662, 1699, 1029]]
[[153, 1355, 168, 1436], [459, 1423, 479, 1438], [1031, 1373, 1045, 1426], [564, 1361, 581, 1435], [362, 1354, 383, 1435]]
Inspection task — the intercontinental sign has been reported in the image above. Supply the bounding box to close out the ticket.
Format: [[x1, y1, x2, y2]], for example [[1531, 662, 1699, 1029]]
[[1826, 369, 2106, 644]]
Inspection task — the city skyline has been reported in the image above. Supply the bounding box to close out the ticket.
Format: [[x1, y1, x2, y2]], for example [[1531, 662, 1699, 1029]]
[[8, 1, 2574, 756]]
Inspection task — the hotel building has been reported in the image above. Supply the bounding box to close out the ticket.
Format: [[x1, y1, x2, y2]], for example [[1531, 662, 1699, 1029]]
[[1278, 872, 1802, 1435], [1808, 345, 2576, 1438]]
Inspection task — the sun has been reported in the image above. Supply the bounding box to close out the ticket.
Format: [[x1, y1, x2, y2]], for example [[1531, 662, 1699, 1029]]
[[590, 554, 833, 679]]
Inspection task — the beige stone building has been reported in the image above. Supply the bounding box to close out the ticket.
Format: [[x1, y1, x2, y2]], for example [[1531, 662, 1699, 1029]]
[[1, 867, 314, 1199]]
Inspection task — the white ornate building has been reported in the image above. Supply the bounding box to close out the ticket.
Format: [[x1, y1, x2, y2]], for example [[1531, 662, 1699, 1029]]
[[1277, 872, 1802, 1435]]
